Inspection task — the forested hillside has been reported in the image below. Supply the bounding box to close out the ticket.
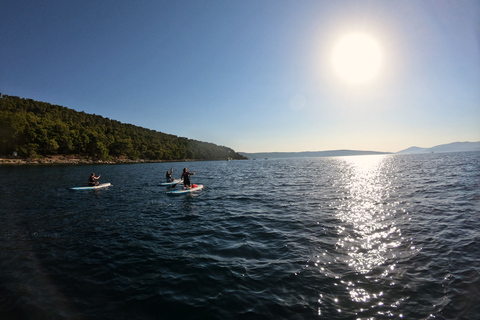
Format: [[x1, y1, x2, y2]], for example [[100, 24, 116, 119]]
[[0, 94, 246, 161]]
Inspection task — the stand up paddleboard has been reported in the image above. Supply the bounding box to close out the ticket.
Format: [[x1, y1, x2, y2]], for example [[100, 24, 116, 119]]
[[70, 183, 112, 190], [166, 184, 203, 195], [160, 179, 183, 186]]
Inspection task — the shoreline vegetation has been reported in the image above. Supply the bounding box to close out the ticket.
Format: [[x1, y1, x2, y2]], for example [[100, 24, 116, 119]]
[[0, 155, 207, 165], [0, 94, 247, 162]]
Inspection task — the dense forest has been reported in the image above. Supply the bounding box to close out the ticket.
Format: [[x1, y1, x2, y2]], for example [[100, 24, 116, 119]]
[[0, 94, 247, 161]]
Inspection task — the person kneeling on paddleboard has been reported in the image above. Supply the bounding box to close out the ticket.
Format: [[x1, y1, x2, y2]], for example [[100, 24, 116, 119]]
[[166, 167, 174, 182], [181, 168, 196, 189], [88, 173, 101, 186]]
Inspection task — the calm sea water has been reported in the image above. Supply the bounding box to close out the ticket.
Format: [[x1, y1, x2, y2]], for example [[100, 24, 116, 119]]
[[1, 152, 479, 320]]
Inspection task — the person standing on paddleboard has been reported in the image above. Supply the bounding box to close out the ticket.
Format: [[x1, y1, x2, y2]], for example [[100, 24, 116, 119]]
[[181, 168, 196, 189], [88, 173, 101, 186]]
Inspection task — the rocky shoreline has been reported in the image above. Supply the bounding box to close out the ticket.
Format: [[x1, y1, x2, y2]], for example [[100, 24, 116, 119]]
[[0, 156, 197, 165]]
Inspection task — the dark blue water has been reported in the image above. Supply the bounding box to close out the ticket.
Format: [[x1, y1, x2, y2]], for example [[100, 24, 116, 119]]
[[1, 152, 479, 320]]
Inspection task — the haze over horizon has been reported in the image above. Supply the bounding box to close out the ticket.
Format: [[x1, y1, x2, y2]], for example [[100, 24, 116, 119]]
[[1, 1, 479, 153]]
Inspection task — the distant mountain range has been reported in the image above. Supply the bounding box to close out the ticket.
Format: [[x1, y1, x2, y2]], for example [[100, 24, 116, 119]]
[[395, 141, 480, 154], [239, 141, 480, 159]]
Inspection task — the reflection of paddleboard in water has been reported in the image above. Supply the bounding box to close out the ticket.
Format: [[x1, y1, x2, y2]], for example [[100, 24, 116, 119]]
[[160, 180, 183, 186], [70, 183, 112, 190], [166, 184, 203, 195]]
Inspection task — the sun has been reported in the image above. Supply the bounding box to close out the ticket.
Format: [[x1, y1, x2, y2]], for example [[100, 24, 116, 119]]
[[332, 33, 383, 84]]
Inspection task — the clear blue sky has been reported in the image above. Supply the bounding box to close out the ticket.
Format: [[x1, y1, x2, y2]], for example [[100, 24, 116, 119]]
[[1, 0, 479, 153]]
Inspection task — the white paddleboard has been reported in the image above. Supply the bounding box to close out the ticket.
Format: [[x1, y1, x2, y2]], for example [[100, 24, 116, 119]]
[[70, 183, 112, 190], [160, 179, 183, 186], [166, 184, 204, 195]]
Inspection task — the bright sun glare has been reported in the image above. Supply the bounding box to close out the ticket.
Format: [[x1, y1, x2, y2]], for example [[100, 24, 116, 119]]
[[332, 33, 383, 84]]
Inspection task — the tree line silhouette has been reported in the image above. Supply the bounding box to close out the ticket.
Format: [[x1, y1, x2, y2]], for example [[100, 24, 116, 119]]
[[0, 94, 246, 161]]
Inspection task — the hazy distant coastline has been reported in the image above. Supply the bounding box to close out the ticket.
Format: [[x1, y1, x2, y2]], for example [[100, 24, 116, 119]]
[[240, 141, 480, 159], [395, 141, 480, 154], [239, 150, 391, 159], [2, 141, 478, 164]]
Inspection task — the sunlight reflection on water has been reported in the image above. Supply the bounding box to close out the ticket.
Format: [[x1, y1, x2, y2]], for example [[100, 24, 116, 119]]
[[336, 155, 399, 273], [332, 155, 403, 313]]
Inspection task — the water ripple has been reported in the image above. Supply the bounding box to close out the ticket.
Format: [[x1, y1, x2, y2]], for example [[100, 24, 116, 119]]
[[0, 152, 479, 319]]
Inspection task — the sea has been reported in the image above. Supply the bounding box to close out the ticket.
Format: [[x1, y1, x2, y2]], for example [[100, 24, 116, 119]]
[[1, 151, 479, 320]]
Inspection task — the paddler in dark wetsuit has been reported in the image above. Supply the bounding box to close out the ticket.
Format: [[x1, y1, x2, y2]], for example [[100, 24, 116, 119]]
[[181, 168, 196, 189], [88, 173, 101, 186], [166, 167, 174, 182]]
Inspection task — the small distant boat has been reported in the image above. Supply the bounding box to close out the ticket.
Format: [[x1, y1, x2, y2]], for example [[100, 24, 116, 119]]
[[70, 183, 112, 190]]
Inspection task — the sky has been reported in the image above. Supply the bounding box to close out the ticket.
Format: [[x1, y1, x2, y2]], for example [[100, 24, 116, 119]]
[[1, 0, 479, 153]]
